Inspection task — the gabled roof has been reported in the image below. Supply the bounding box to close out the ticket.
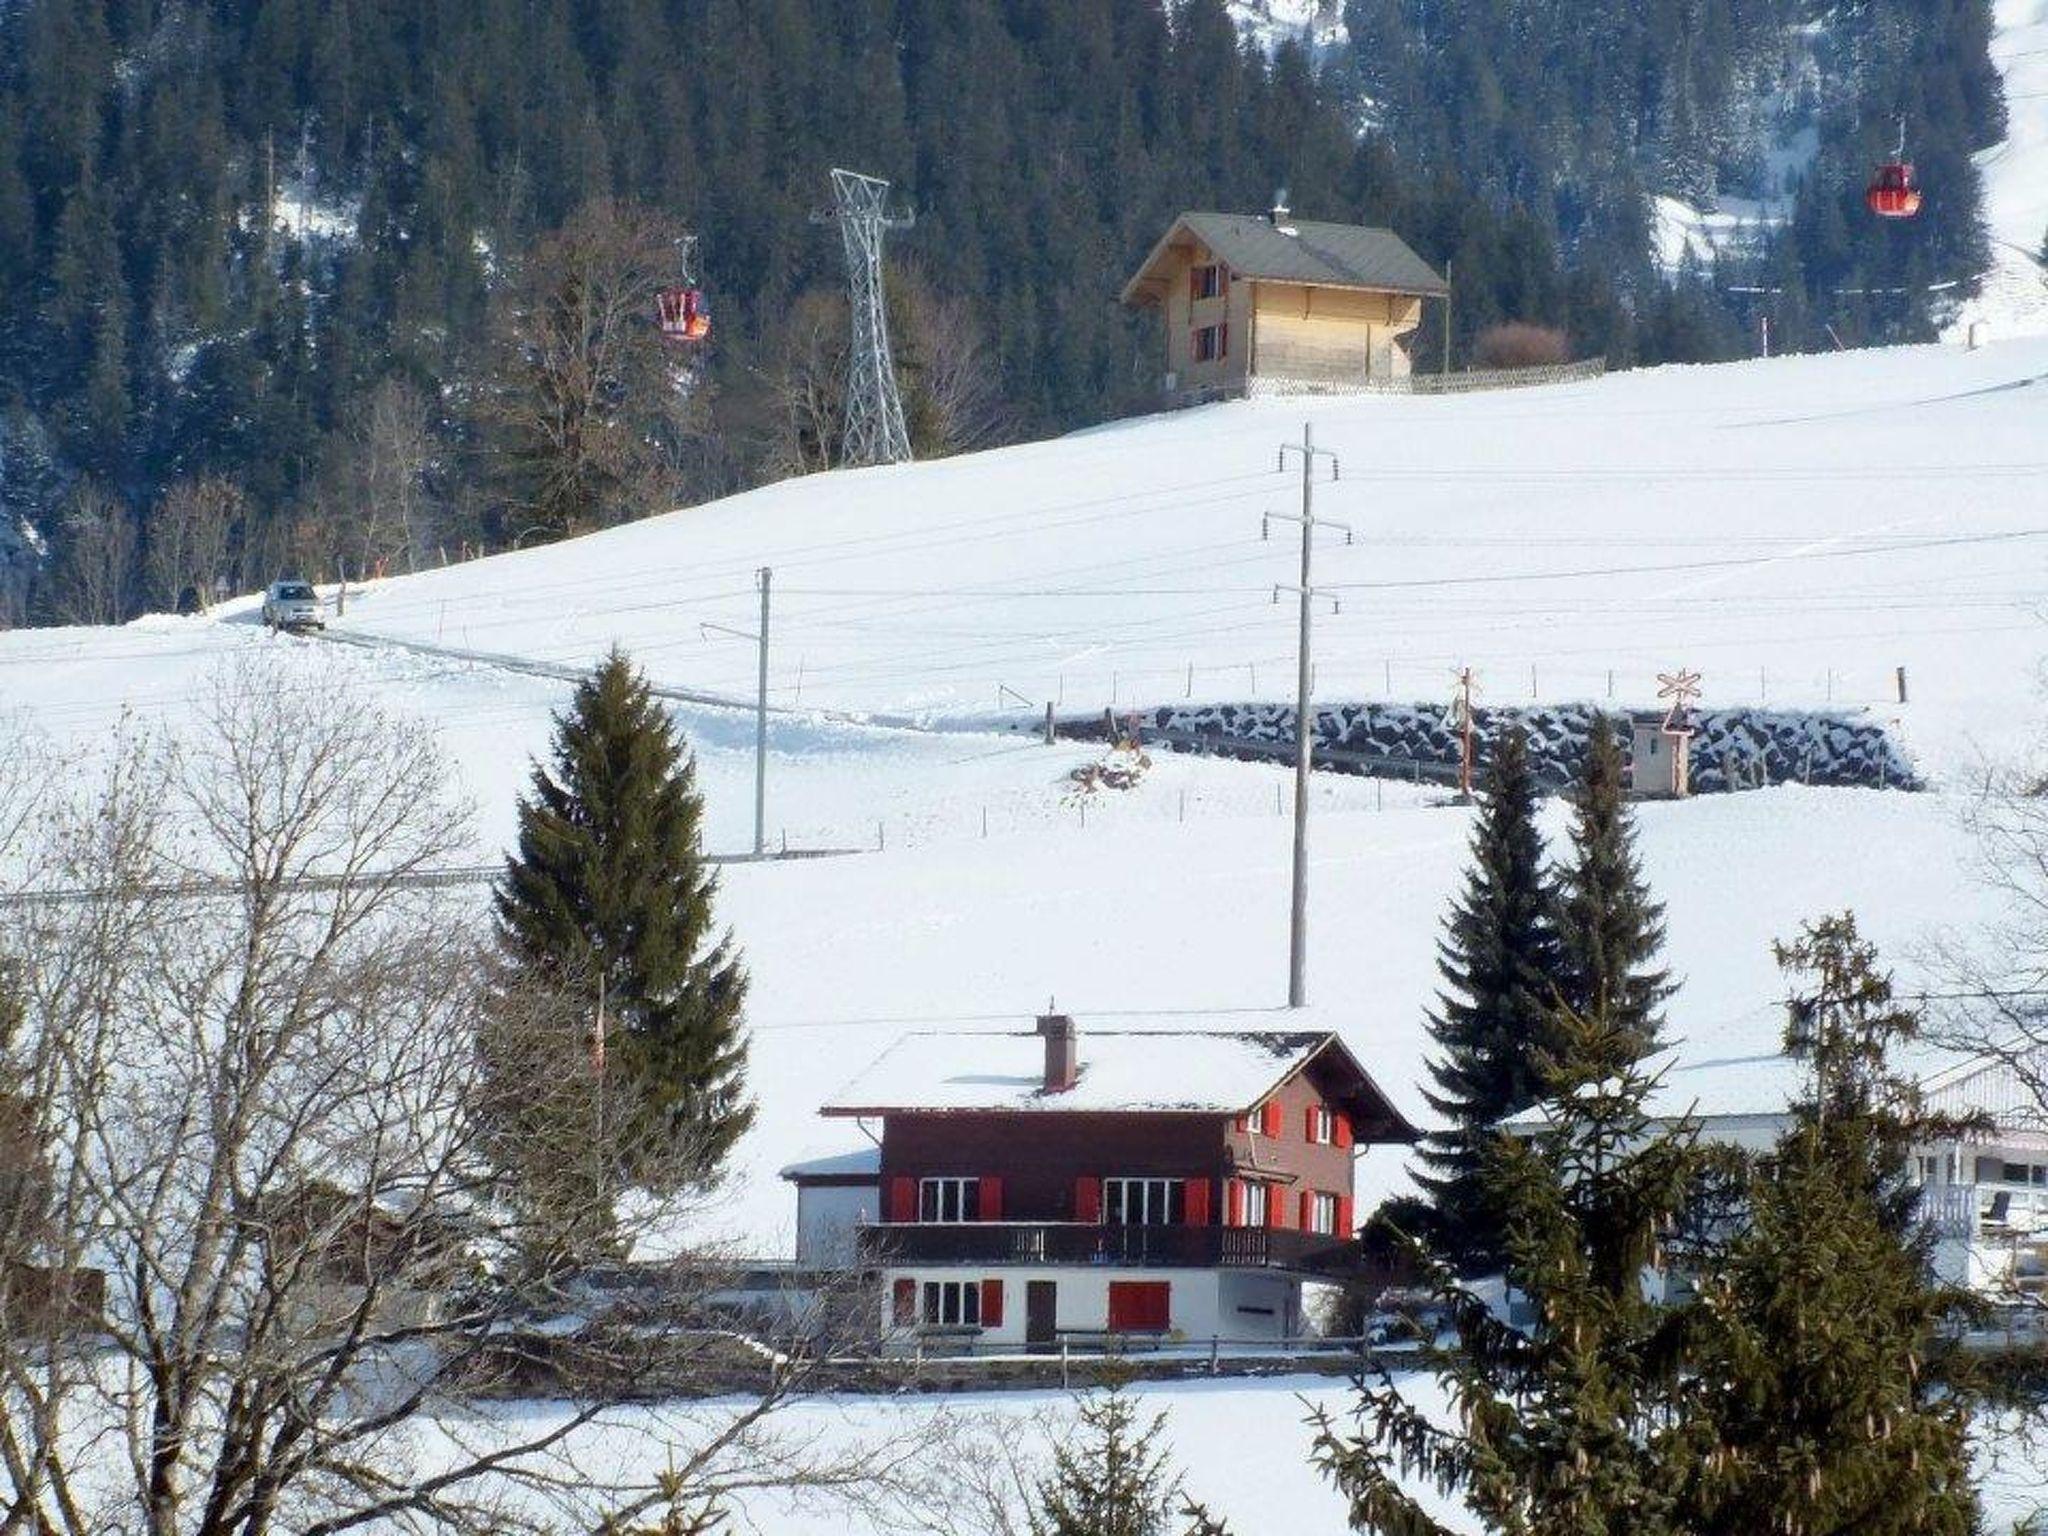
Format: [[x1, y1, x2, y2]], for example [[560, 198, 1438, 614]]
[[1121, 211, 1448, 306], [820, 1026, 1416, 1140]]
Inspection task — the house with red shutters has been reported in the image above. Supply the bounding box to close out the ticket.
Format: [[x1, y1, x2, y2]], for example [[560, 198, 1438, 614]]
[[781, 1014, 1416, 1349]]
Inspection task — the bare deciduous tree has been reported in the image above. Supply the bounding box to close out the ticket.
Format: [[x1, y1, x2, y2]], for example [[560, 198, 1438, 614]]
[[481, 200, 696, 539], [49, 478, 136, 625], [146, 475, 244, 614], [0, 657, 945, 1536], [306, 379, 443, 579]]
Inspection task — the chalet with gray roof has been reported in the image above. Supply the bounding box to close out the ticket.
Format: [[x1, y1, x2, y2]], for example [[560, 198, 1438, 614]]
[[1120, 201, 1448, 400]]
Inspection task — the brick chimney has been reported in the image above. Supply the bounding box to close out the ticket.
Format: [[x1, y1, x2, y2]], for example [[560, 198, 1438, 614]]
[[1037, 1013, 1078, 1093]]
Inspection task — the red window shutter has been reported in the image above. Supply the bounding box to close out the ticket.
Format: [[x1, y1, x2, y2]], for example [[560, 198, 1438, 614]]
[[1261, 1101, 1284, 1139], [1304, 1105, 1319, 1141], [1299, 1190, 1315, 1231], [1335, 1112, 1354, 1150], [1219, 320, 1229, 359], [1189, 267, 1200, 305], [1233, 1112, 1249, 1134], [1267, 1185, 1288, 1229], [888, 1176, 916, 1223], [1185, 1178, 1211, 1227], [1226, 1178, 1246, 1227], [1076, 1176, 1102, 1223], [981, 1278, 1004, 1328], [1337, 1195, 1354, 1237], [1109, 1280, 1171, 1332], [892, 1278, 916, 1326], [980, 1175, 1003, 1222]]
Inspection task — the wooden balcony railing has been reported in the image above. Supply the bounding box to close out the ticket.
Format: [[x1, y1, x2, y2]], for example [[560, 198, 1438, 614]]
[[858, 1221, 1363, 1275]]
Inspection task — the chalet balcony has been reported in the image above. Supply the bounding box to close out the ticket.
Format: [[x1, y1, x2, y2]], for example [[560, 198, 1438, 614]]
[[859, 1221, 1363, 1276]]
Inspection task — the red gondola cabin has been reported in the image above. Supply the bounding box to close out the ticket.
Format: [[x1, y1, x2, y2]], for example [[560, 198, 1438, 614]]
[[656, 287, 710, 342], [1866, 161, 1923, 220]]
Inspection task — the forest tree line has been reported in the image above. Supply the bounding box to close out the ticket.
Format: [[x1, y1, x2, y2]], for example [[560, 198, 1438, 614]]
[[0, 0, 2012, 625]]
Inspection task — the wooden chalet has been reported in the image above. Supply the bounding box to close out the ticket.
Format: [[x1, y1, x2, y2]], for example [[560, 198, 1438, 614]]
[[784, 1014, 1415, 1350], [1120, 202, 1448, 401]]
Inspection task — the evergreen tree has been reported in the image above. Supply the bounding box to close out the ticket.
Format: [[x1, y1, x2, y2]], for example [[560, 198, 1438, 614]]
[[1553, 714, 1672, 1056], [491, 648, 752, 1199], [1415, 725, 1562, 1270], [1316, 1001, 1702, 1536], [1674, 915, 1980, 1536], [1032, 1375, 1215, 1536]]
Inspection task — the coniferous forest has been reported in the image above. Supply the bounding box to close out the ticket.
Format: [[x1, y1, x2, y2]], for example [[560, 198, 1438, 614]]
[[0, 0, 2011, 623]]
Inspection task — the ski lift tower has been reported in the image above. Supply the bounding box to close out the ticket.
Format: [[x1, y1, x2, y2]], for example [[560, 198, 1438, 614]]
[[821, 168, 914, 467]]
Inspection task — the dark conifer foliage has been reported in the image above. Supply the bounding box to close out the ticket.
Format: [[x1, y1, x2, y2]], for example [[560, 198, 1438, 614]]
[[1031, 1374, 1215, 1536], [0, 0, 1667, 616], [1415, 725, 1561, 1270], [1674, 914, 1981, 1536], [493, 647, 752, 1189], [0, 0, 2011, 614], [1317, 1004, 1702, 1536], [1553, 714, 1672, 1057]]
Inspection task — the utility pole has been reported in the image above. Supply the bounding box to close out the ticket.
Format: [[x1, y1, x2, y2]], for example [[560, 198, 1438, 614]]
[[1266, 423, 1347, 1008], [1452, 666, 1477, 799], [1442, 258, 1452, 377], [700, 565, 773, 856], [755, 566, 771, 856]]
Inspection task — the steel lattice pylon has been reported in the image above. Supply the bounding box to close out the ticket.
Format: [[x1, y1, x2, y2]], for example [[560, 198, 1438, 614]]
[[828, 168, 914, 467]]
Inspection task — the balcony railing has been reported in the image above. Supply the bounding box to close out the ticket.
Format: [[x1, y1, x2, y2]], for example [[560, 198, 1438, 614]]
[[1914, 1183, 2048, 1240], [858, 1221, 1363, 1275]]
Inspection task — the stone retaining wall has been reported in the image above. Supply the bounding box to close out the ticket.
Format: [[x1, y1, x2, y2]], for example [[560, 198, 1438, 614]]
[[1121, 701, 1918, 793]]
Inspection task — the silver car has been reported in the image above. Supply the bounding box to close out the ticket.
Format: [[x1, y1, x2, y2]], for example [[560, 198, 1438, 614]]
[[261, 580, 324, 632]]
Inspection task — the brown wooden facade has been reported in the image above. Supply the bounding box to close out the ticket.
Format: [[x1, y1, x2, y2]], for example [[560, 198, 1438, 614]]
[[842, 1036, 1409, 1273]]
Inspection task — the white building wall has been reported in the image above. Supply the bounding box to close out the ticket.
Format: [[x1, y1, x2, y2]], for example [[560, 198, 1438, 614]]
[[796, 1184, 877, 1269], [878, 1266, 1309, 1348]]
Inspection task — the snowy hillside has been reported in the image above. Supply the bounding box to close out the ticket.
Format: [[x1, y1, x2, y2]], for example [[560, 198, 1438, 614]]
[[6, 338, 2046, 1259], [8, 337, 2048, 1533], [1948, 0, 2048, 340], [324, 339, 2047, 775]]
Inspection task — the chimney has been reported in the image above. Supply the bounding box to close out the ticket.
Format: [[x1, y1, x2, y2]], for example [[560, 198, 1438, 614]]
[[1269, 188, 1297, 236], [1037, 1013, 1078, 1094]]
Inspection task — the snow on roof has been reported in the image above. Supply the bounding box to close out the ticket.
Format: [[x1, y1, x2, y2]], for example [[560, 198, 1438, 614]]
[[779, 1147, 881, 1181], [822, 1028, 1332, 1115]]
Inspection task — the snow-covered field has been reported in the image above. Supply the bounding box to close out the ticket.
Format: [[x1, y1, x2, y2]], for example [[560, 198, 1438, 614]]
[[1947, 0, 2048, 340], [273, 337, 2048, 780], [7, 336, 2045, 1252]]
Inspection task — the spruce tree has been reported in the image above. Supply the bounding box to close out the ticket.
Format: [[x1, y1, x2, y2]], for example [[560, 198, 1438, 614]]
[[1675, 915, 1980, 1536], [492, 648, 752, 1197], [1032, 1375, 1215, 1536], [1554, 714, 1672, 1056], [1416, 725, 1562, 1271], [1316, 1001, 1702, 1536]]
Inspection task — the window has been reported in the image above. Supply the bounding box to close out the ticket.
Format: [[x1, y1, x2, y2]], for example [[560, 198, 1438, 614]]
[[1107, 1280, 1171, 1332], [1303, 1192, 1340, 1235], [1190, 263, 1223, 301], [1998, 1161, 2048, 1187], [919, 1177, 981, 1223], [1191, 323, 1227, 363], [1242, 1181, 1269, 1227], [1306, 1107, 1335, 1145], [921, 1280, 981, 1327], [1104, 1177, 1186, 1226]]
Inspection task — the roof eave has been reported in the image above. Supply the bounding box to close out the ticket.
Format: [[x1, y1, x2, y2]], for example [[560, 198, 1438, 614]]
[[822, 1103, 1241, 1118], [1119, 215, 1202, 307]]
